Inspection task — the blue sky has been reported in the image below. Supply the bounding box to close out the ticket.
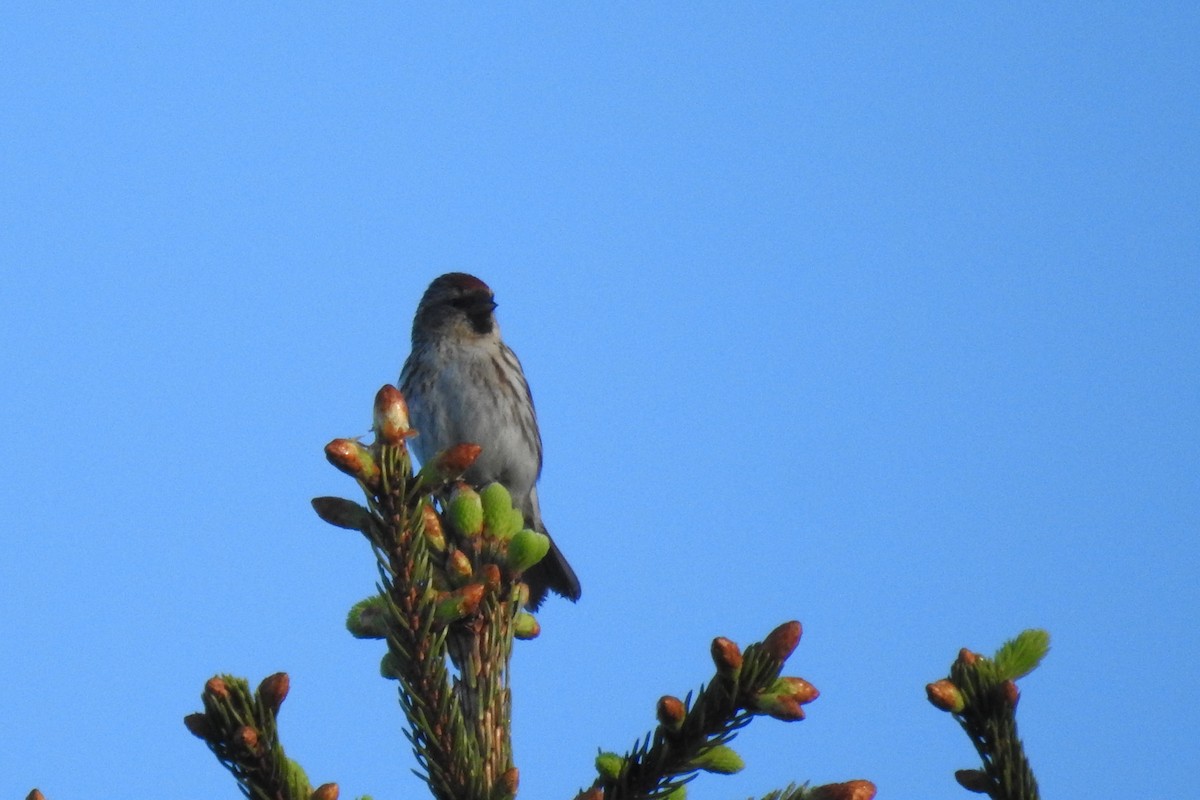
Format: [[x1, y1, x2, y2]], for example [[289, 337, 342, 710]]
[[2, 4, 1197, 799]]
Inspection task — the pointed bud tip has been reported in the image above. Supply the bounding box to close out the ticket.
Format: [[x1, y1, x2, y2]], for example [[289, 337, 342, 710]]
[[810, 780, 877, 800], [433, 443, 483, 476], [448, 549, 474, 580], [311, 783, 340, 800], [373, 385, 412, 444], [656, 695, 686, 728], [323, 438, 379, 482], [234, 725, 260, 751], [710, 637, 743, 675], [184, 712, 216, 741], [777, 676, 820, 704], [258, 672, 290, 715], [481, 563, 502, 591], [461, 581, 486, 609], [501, 767, 520, 794], [763, 620, 802, 662], [955, 769, 992, 793], [926, 679, 965, 713], [957, 648, 981, 666], [433, 583, 486, 624], [757, 695, 806, 721], [311, 496, 368, 531], [420, 504, 447, 551]]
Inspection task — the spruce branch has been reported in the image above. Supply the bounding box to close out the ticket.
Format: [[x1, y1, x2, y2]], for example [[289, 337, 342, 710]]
[[926, 629, 1049, 800], [183, 672, 337, 800], [185, 383, 892, 800], [316, 385, 549, 800], [583, 621, 874, 800], [753, 781, 878, 800]]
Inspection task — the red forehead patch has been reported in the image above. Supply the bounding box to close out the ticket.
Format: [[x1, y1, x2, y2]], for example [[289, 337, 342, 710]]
[[439, 272, 492, 294]]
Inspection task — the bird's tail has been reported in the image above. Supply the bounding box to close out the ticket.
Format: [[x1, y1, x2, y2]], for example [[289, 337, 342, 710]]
[[523, 530, 581, 610]]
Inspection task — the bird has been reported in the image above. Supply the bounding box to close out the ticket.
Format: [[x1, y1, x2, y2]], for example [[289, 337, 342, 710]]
[[399, 272, 581, 608]]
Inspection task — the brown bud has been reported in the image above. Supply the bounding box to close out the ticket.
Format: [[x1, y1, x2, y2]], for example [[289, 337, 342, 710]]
[[311, 497, 373, 532], [763, 620, 802, 662], [753, 692, 806, 721], [448, 549, 473, 581], [656, 695, 686, 728], [373, 385, 412, 444], [422, 504, 446, 551], [926, 679, 965, 713], [809, 780, 877, 800], [955, 769, 992, 793], [459, 582, 485, 613], [500, 767, 520, 795], [204, 676, 230, 699], [234, 725, 260, 752], [710, 637, 743, 676], [433, 443, 483, 477], [776, 676, 820, 704], [258, 672, 290, 716], [184, 712, 216, 741], [324, 438, 379, 484], [1001, 679, 1020, 709], [433, 582, 486, 624], [311, 783, 340, 800], [481, 563, 502, 592], [957, 648, 981, 667], [26, 791, 46, 800], [573, 789, 604, 800]]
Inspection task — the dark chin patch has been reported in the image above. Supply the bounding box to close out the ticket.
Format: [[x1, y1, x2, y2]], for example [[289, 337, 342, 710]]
[[468, 309, 494, 335]]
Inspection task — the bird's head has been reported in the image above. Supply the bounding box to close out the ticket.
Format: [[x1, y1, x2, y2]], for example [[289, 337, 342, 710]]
[[412, 272, 500, 343]]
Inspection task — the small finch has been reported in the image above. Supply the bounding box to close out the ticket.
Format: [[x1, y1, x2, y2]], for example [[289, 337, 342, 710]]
[[400, 273, 581, 608]]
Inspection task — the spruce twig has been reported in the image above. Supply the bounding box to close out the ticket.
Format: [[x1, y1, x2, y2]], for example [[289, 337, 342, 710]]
[[926, 629, 1048, 800], [183, 672, 333, 800], [187, 383, 888, 800], [753, 781, 877, 800], [319, 386, 539, 800], [583, 622, 874, 800]]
